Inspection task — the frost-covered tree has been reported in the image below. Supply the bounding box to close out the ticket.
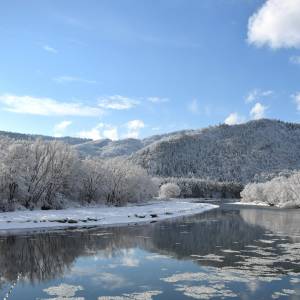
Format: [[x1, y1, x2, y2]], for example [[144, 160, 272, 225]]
[[0, 141, 27, 210], [79, 159, 105, 203], [23, 140, 78, 209], [0, 139, 78, 210], [159, 183, 181, 199], [100, 157, 157, 206], [241, 171, 300, 208]]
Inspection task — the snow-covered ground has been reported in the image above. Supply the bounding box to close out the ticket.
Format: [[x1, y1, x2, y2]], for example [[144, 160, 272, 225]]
[[0, 199, 218, 233], [230, 201, 269, 207]]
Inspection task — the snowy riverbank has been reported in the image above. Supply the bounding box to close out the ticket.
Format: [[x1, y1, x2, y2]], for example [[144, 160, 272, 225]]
[[0, 199, 218, 233], [232, 201, 300, 208], [231, 201, 269, 207]]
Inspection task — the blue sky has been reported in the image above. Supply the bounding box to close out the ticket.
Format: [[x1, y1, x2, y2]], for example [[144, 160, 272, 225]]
[[1, 0, 300, 140]]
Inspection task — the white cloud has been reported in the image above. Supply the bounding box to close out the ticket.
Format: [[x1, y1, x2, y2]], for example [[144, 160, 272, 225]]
[[245, 89, 273, 103], [53, 76, 97, 84], [78, 127, 102, 140], [43, 45, 58, 54], [187, 99, 199, 114], [0, 94, 103, 116], [292, 92, 300, 110], [79, 120, 145, 141], [147, 97, 169, 103], [98, 95, 139, 110], [54, 120, 72, 137], [248, 0, 300, 49], [103, 127, 118, 141], [250, 102, 268, 120], [224, 113, 245, 125], [78, 123, 119, 141], [123, 120, 145, 139], [290, 55, 300, 65]]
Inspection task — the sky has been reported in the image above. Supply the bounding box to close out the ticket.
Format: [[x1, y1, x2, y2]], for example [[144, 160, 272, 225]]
[[1, 0, 300, 140]]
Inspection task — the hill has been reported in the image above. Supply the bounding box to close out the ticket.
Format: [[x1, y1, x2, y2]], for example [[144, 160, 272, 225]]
[[130, 119, 300, 183], [2, 119, 300, 183]]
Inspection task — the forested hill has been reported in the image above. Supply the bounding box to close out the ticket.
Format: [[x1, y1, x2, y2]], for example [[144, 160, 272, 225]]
[[2, 119, 300, 183], [130, 119, 300, 183]]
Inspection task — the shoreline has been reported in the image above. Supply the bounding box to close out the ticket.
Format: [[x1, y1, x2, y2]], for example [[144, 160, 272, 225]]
[[0, 199, 218, 235], [230, 201, 269, 207], [231, 201, 300, 209]]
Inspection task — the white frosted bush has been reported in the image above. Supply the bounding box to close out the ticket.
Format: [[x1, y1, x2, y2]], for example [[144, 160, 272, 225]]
[[159, 183, 181, 199], [241, 172, 300, 208]]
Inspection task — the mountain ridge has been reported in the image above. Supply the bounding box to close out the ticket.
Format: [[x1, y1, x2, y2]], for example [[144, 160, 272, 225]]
[[131, 119, 300, 183]]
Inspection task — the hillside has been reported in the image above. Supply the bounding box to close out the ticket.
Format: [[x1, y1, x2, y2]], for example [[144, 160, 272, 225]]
[[2, 119, 300, 184], [131, 119, 300, 183]]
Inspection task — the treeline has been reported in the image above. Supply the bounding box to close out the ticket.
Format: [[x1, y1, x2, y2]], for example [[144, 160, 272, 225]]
[[156, 177, 243, 199], [0, 138, 157, 211]]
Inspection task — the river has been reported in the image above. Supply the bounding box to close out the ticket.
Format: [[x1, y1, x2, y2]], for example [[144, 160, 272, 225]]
[[0, 203, 299, 299]]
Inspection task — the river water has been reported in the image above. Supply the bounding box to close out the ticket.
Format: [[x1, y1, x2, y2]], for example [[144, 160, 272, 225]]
[[0, 203, 300, 299]]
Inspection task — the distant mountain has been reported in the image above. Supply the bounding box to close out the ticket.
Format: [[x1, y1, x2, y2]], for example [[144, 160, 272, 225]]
[[131, 119, 300, 183], [73, 129, 199, 158], [73, 138, 144, 158], [0, 130, 90, 145]]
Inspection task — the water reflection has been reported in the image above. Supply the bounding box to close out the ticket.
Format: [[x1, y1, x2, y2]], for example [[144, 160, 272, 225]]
[[0, 205, 299, 299], [240, 206, 300, 240]]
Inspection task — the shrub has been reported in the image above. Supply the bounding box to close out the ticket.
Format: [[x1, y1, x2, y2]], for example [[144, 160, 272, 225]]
[[241, 172, 300, 208], [159, 183, 181, 199]]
